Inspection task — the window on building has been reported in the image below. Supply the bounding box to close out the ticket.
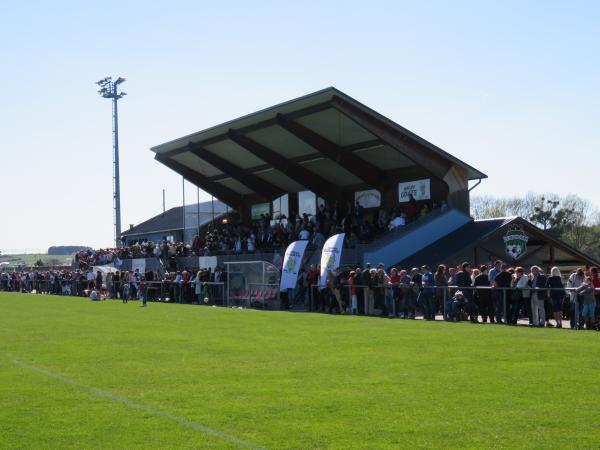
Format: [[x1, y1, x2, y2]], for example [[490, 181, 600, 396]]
[[272, 194, 289, 219], [298, 191, 316, 218]]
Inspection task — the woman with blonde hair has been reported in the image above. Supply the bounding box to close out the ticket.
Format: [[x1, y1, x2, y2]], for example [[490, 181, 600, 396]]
[[545, 267, 565, 327]]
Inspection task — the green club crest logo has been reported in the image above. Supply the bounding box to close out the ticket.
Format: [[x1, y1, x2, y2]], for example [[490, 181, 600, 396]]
[[503, 224, 528, 259], [286, 258, 297, 272], [326, 255, 336, 268]]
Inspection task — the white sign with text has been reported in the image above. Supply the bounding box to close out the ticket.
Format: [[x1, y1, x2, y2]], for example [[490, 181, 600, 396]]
[[398, 179, 430, 202]]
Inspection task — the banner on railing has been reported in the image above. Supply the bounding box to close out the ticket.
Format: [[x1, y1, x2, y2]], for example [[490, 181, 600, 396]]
[[319, 233, 345, 287], [132, 258, 146, 273], [92, 264, 118, 275], [280, 240, 309, 291], [199, 256, 218, 270]]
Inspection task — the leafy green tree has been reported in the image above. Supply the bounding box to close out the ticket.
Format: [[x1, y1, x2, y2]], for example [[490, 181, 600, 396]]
[[529, 196, 560, 230]]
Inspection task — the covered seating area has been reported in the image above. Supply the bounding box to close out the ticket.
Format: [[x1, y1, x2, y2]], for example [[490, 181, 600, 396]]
[[151, 87, 486, 225]]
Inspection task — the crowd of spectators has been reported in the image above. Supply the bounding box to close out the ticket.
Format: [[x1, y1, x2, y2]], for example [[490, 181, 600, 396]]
[[75, 197, 443, 270], [0, 266, 228, 305], [293, 261, 600, 330], [4, 259, 600, 330]]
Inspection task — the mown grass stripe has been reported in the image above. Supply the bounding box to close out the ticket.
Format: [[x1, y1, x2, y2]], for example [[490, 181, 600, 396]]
[[11, 359, 264, 450]]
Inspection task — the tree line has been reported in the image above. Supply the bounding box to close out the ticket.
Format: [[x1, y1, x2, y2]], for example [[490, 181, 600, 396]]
[[47, 246, 90, 256], [471, 193, 600, 260]]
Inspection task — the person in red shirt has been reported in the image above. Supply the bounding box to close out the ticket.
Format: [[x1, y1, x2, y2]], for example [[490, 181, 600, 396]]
[[348, 271, 357, 314], [404, 194, 418, 221]]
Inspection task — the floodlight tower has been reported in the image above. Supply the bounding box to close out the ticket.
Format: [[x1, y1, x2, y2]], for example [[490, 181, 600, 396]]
[[96, 76, 127, 247]]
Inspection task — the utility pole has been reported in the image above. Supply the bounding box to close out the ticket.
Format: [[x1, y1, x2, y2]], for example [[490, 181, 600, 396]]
[[96, 76, 127, 247]]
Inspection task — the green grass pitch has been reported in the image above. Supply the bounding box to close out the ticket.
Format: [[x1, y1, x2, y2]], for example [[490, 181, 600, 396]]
[[1, 292, 599, 449]]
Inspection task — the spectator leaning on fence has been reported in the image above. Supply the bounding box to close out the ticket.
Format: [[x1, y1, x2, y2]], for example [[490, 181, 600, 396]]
[[529, 266, 547, 327], [567, 269, 584, 329], [474, 265, 493, 324], [577, 276, 596, 330]]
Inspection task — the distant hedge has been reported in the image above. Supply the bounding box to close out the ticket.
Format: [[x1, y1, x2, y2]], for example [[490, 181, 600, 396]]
[[47, 246, 90, 255]]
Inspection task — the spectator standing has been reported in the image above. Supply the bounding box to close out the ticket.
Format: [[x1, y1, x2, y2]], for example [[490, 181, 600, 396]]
[[389, 268, 401, 317], [434, 265, 448, 318], [361, 263, 374, 315], [474, 265, 493, 323], [456, 262, 477, 322], [510, 267, 529, 325], [419, 265, 436, 320], [576, 277, 596, 330], [409, 267, 422, 319], [529, 266, 548, 327], [545, 267, 565, 328], [591, 267, 600, 329], [494, 265, 513, 324], [567, 269, 585, 329]]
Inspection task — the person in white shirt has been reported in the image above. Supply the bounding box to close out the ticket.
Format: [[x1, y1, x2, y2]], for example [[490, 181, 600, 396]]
[[389, 213, 406, 230], [299, 227, 310, 240]]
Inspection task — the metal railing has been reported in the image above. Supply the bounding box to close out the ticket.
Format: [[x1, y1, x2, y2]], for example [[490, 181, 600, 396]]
[[2, 278, 594, 329], [302, 282, 594, 328]]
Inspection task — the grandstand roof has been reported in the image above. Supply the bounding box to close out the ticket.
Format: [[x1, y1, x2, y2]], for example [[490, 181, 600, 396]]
[[151, 87, 486, 207], [121, 201, 227, 238]]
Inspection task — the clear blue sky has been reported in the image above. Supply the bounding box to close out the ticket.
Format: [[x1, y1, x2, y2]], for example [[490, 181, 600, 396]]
[[1, 0, 598, 253]]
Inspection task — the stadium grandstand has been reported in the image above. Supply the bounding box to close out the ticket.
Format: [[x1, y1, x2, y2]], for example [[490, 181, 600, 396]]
[[149, 87, 598, 272]]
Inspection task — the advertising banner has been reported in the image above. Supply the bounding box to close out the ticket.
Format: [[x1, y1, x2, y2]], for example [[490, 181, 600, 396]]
[[199, 256, 218, 270], [398, 179, 431, 202], [279, 240, 309, 290], [355, 189, 381, 208], [251, 202, 270, 220], [319, 233, 345, 287], [132, 258, 146, 273]]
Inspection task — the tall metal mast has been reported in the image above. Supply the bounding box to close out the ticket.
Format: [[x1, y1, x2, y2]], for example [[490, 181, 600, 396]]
[[96, 76, 127, 247]]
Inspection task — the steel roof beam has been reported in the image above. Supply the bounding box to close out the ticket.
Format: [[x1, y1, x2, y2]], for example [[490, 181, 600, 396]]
[[155, 155, 242, 208], [227, 131, 334, 199], [330, 95, 452, 180], [159, 101, 333, 158], [276, 113, 383, 188], [186, 143, 283, 200]]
